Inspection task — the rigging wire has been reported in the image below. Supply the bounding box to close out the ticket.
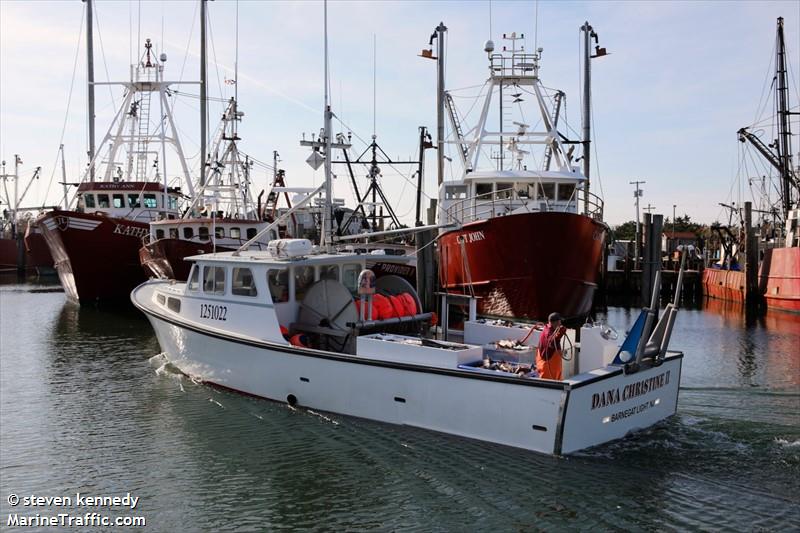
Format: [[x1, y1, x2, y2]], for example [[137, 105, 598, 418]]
[[590, 99, 604, 200], [41, 8, 85, 208], [91, 3, 117, 109], [177, 0, 199, 85], [206, 14, 225, 118]]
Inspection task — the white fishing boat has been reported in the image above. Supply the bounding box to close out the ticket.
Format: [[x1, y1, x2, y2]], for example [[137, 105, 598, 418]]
[[132, 233, 685, 454]]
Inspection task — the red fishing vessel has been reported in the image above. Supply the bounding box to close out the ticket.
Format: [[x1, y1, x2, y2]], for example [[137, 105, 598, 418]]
[[39, 182, 183, 301], [702, 18, 799, 314], [434, 29, 607, 321], [38, 38, 195, 303], [0, 156, 54, 274]]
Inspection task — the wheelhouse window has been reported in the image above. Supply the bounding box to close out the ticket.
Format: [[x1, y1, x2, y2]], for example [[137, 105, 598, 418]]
[[558, 183, 576, 202], [169, 228, 179, 239], [515, 183, 533, 199], [198, 227, 210, 241], [246, 228, 257, 239], [342, 263, 361, 295], [84, 194, 96, 208], [215, 227, 225, 239], [445, 185, 467, 200], [203, 265, 226, 295], [113, 194, 124, 208], [183, 227, 194, 239], [143, 194, 157, 208], [294, 266, 315, 301], [155, 229, 165, 239], [538, 183, 555, 201], [319, 264, 339, 281], [495, 183, 513, 199], [167, 297, 181, 313], [475, 183, 493, 199], [97, 194, 110, 208], [168, 195, 178, 210], [187, 265, 199, 291], [230, 227, 241, 239], [127, 194, 141, 208], [231, 268, 257, 297], [267, 269, 289, 303]]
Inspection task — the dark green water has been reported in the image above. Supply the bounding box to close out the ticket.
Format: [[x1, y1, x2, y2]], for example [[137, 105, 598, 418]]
[[1, 280, 798, 531]]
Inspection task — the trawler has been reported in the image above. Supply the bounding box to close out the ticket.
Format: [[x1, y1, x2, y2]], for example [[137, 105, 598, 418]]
[[433, 26, 608, 322], [38, 36, 193, 303]]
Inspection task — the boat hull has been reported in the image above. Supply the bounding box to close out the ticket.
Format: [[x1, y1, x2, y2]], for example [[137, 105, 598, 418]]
[[438, 212, 606, 321], [0, 232, 54, 274], [702, 247, 800, 313], [132, 281, 681, 455], [38, 211, 150, 303]]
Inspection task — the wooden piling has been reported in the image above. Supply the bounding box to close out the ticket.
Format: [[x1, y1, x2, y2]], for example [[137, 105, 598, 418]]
[[743, 201, 759, 307]]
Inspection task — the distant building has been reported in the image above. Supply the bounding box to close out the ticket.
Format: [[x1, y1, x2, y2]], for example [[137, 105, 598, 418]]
[[662, 231, 699, 253]]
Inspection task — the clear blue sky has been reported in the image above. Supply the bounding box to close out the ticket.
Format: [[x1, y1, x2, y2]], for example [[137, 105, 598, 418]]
[[1, 0, 798, 226]]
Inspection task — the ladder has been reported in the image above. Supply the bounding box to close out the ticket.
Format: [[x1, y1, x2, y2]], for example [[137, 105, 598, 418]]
[[444, 92, 469, 167], [543, 91, 564, 171], [135, 90, 152, 180]]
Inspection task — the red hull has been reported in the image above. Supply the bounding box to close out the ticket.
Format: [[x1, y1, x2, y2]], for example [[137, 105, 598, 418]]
[[38, 210, 150, 303], [0, 237, 23, 272], [0, 233, 53, 273], [702, 247, 800, 313], [438, 212, 606, 321], [24, 232, 55, 269], [702, 268, 745, 302]]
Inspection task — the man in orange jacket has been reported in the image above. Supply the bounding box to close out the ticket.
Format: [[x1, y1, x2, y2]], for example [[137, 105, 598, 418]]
[[536, 312, 566, 380]]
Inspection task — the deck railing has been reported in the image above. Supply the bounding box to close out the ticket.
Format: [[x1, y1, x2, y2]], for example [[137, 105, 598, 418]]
[[445, 187, 604, 226]]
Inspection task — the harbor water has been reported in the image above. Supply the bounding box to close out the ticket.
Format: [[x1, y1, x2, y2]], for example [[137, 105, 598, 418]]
[[1, 279, 798, 531]]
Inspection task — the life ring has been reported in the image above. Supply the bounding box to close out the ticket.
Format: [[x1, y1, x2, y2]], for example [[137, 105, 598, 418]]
[[289, 333, 309, 347]]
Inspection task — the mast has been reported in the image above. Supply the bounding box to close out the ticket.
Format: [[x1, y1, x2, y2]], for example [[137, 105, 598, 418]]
[[322, 0, 333, 249], [581, 22, 592, 214], [435, 22, 447, 186], [13, 155, 20, 223], [60, 145, 68, 209], [775, 16, 795, 217], [86, 0, 96, 181], [200, 0, 208, 187]]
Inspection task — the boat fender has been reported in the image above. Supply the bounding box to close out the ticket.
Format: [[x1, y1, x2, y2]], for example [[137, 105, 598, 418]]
[[430, 312, 438, 326], [289, 333, 309, 348]]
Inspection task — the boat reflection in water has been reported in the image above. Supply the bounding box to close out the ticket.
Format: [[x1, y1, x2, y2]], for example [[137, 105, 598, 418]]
[[698, 297, 800, 389]]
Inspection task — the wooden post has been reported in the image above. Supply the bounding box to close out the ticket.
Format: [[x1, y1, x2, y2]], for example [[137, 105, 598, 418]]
[[415, 228, 436, 313], [652, 214, 663, 302], [641, 213, 652, 306], [743, 201, 758, 306]]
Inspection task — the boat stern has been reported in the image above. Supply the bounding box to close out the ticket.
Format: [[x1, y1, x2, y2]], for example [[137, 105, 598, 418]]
[[558, 354, 682, 454]]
